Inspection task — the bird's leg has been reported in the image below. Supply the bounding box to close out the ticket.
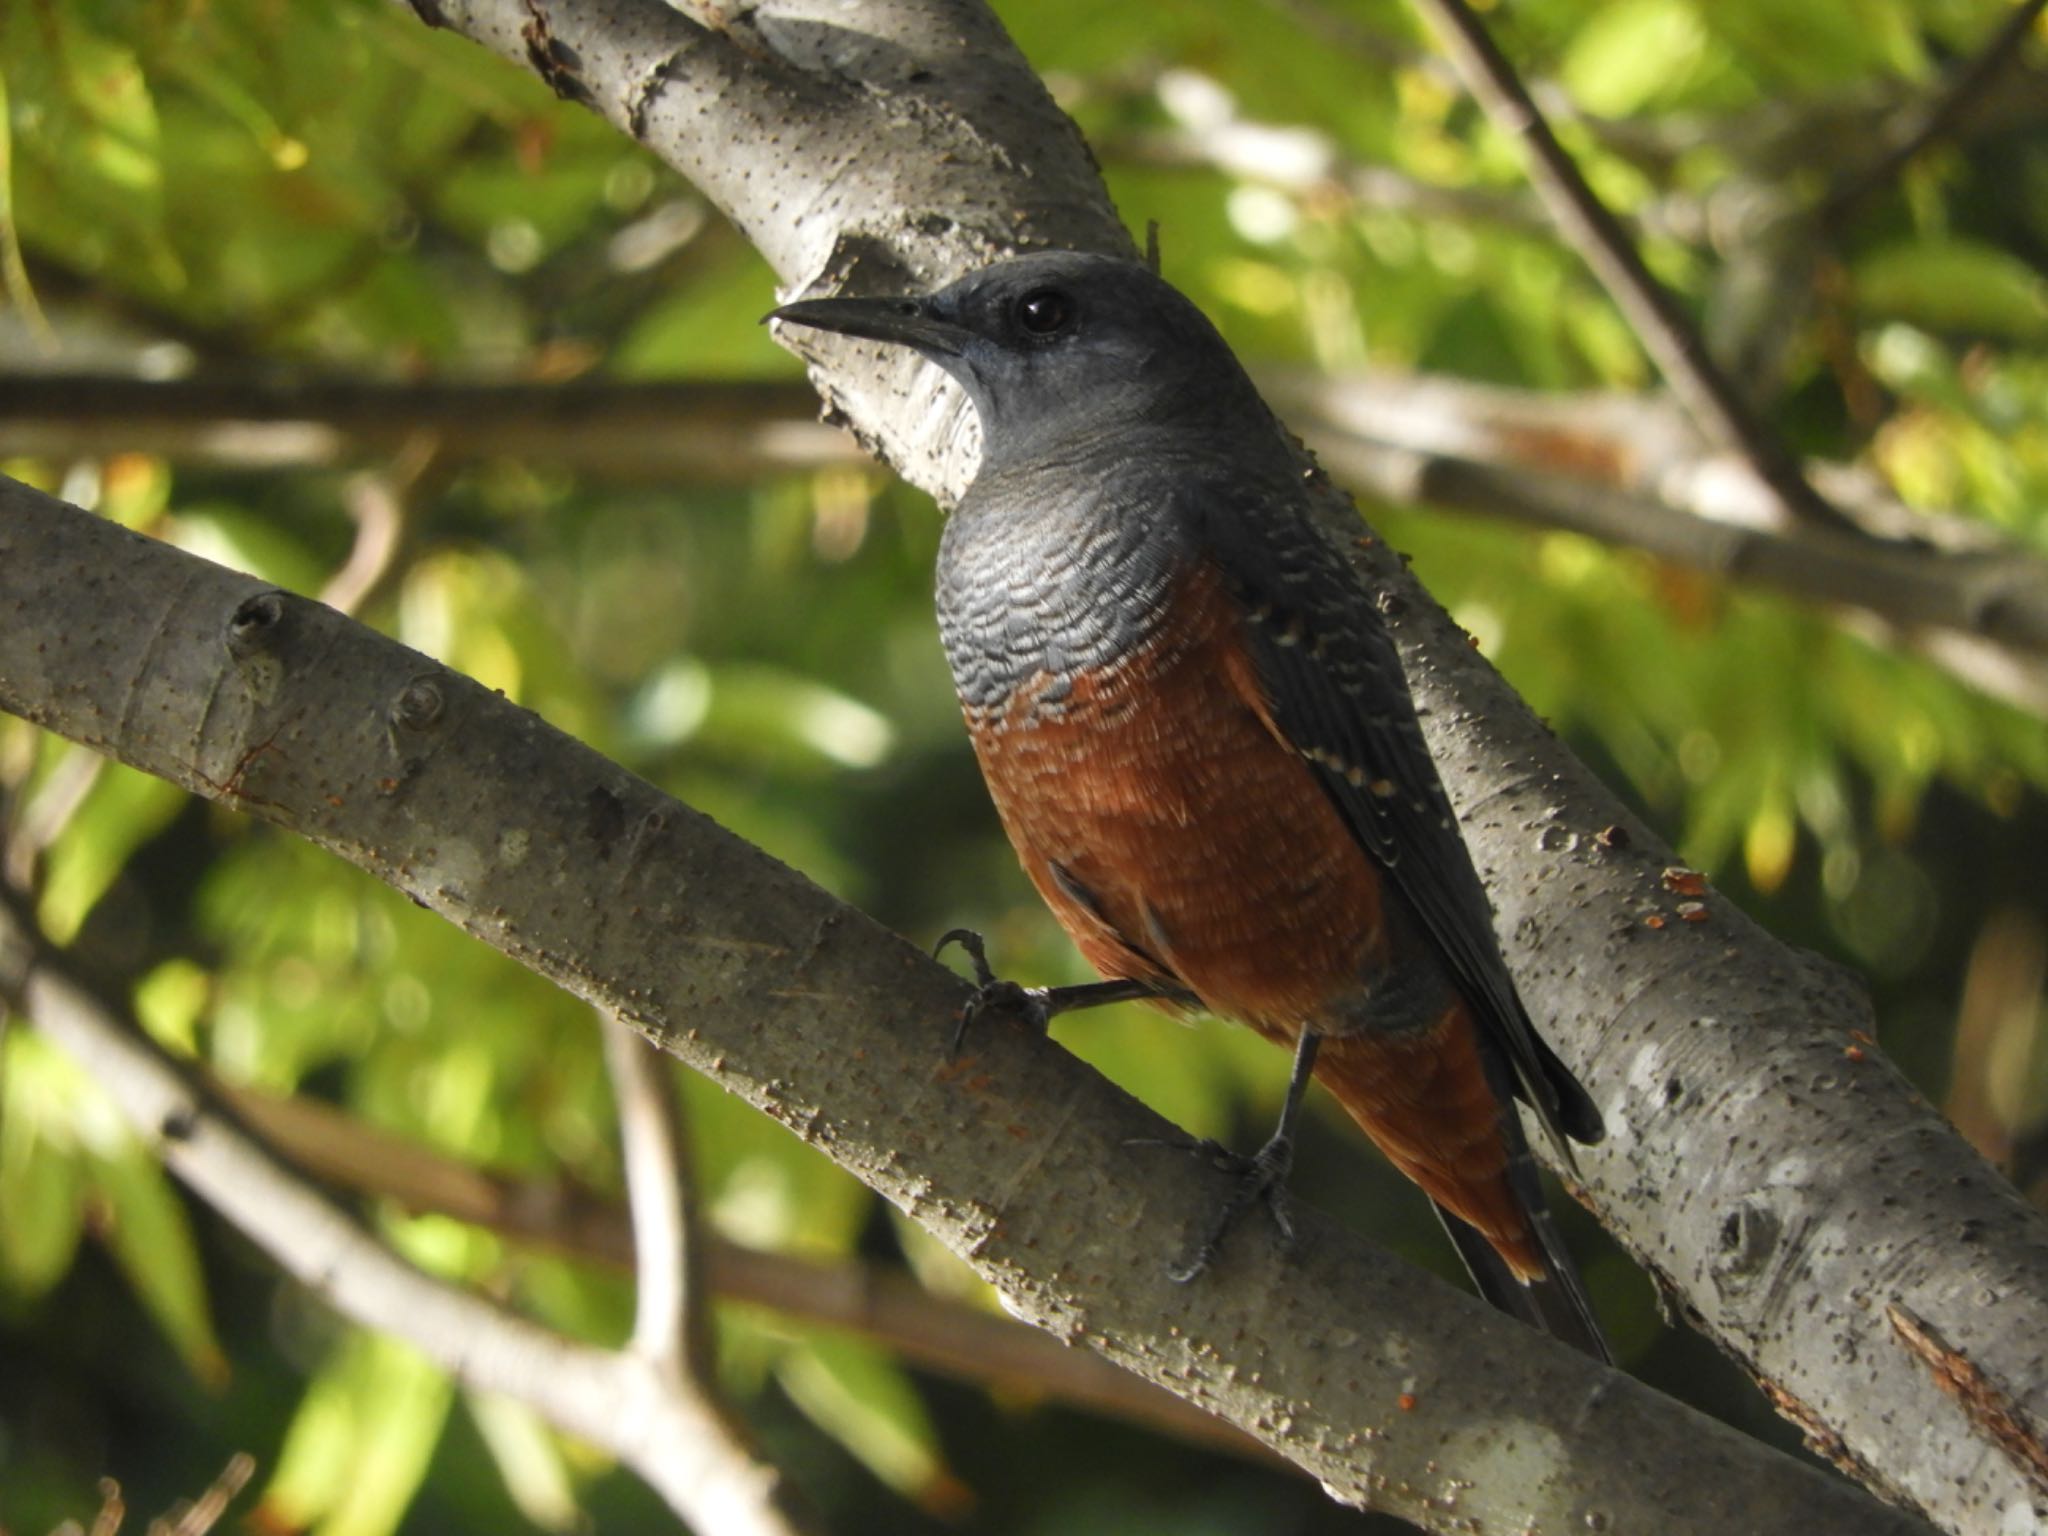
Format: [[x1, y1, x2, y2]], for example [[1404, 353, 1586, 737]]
[[1158, 1030, 1322, 1283], [934, 928, 1170, 1057]]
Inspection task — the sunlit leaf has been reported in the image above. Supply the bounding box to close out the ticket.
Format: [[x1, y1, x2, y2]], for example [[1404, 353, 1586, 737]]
[[87, 1133, 230, 1387], [1560, 0, 1714, 116], [134, 956, 212, 1056], [633, 660, 896, 770], [1854, 240, 2048, 343], [777, 1334, 967, 1514], [0, 64, 50, 337], [169, 503, 333, 593], [37, 760, 187, 945], [261, 1333, 453, 1536], [465, 1392, 581, 1531], [0, 1032, 87, 1297]]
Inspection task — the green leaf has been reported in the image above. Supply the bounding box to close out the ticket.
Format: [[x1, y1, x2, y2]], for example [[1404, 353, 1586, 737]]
[[261, 1333, 453, 1536], [33, 17, 164, 197], [690, 1067, 874, 1258], [1560, 0, 1713, 116], [1, 1026, 225, 1387], [1701, 0, 1928, 86], [86, 1132, 230, 1387], [0, 1031, 87, 1297], [1854, 240, 2048, 342], [613, 249, 793, 377], [2, 7, 183, 290], [0, 64, 50, 336], [465, 1392, 580, 1531], [628, 658, 896, 770], [37, 757, 187, 945], [168, 503, 334, 593], [777, 1334, 963, 1511], [134, 957, 213, 1057]]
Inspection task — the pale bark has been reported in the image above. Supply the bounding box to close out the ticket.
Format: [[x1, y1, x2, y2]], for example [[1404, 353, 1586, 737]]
[[0, 887, 810, 1536]]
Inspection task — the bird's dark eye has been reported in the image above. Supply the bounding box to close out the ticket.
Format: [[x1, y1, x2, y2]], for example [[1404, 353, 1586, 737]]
[[1013, 287, 1074, 338]]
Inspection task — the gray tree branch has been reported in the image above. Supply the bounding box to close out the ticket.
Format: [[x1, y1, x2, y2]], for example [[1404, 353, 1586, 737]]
[[0, 470, 1924, 1533], [8, 371, 2047, 714]]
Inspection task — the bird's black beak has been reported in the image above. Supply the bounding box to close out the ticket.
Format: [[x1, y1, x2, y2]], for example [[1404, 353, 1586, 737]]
[[766, 294, 970, 358]]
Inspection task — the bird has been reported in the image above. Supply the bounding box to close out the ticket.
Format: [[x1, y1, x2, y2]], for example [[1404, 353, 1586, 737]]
[[769, 249, 1610, 1360]]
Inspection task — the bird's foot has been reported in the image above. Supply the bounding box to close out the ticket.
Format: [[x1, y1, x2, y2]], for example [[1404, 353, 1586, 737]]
[[1128, 1128, 1299, 1282], [935, 928, 1171, 1056], [934, 928, 1053, 1056]]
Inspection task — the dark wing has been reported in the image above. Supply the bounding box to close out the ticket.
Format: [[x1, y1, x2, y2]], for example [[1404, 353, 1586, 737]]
[[1187, 482, 1602, 1154]]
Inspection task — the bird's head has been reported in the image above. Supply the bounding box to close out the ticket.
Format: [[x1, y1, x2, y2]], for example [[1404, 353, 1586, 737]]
[[768, 250, 1267, 469]]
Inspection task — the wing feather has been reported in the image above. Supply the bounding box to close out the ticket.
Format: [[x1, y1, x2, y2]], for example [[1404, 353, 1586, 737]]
[[1189, 484, 1602, 1153]]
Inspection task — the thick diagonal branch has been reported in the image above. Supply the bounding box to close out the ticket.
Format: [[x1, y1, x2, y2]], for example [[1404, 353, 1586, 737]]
[[0, 470, 1929, 1534]]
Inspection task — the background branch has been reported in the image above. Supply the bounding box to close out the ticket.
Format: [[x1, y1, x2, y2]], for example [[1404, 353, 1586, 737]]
[[1819, 0, 2048, 227], [10, 371, 2044, 714], [600, 1008, 714, 1379], [0, 885, 811, 1536], [1401, 0, 1850, 534], [213, 1076, 1289, 1467]]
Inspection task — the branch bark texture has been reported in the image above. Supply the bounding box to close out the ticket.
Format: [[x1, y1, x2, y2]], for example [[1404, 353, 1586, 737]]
[[0, 472, 1923, 1534]]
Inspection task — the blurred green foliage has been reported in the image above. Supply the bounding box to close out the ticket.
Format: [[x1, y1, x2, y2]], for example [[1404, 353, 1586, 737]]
[[2, 0, 2046, 1532]]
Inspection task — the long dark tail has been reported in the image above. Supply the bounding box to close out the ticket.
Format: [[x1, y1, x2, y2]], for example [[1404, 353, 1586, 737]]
[[1435, 1195, 1611, 1363]]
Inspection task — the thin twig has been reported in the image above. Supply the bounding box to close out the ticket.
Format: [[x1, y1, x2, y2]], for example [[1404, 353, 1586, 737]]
[[0, 887, 813, 1536], [318, 435, 437, 618], [3, 744, 104, 890], [213, 1076, 1288, 1466], [599, 1008, 712, 1378], [0, 374, 843, 480], [1402, 0, 1854, 534], [168, 1452, 256, 1536], [88, 1476, 126, 1536], [1820, 0, 2048, 227]]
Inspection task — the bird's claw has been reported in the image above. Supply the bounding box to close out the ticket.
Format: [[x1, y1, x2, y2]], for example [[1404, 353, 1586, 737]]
[[935, 928, 1052, 1056], [934, 927, 997, 987], [1130, 1131, 1299, 1283]]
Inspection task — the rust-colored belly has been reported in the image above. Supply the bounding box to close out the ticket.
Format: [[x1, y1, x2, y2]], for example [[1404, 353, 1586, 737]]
[[961, 559, 1542, 1274], [962, 562, 1386, 1034]]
